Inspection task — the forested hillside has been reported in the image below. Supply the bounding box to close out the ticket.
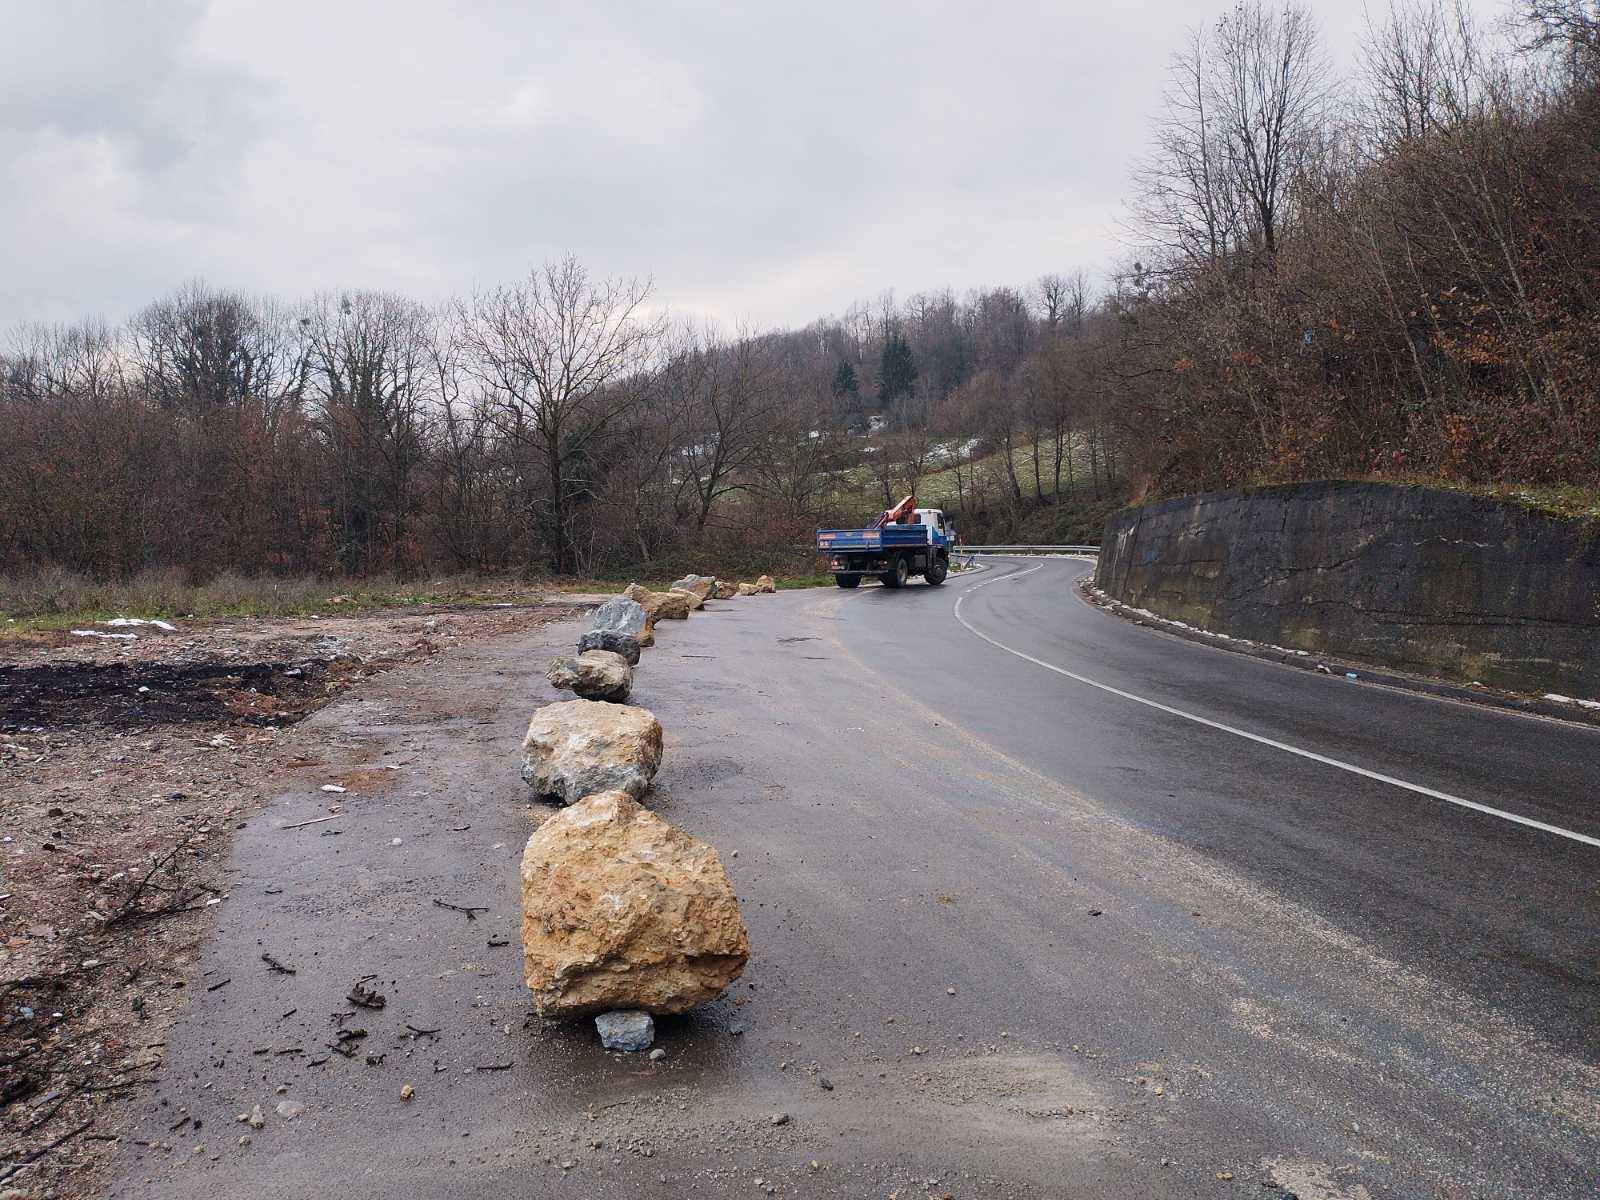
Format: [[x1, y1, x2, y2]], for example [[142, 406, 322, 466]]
[[2, 0, 1594, 583]]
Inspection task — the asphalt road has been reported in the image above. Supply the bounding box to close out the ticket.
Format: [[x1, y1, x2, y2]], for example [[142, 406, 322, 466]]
[[110, 560, 1599, 1199]]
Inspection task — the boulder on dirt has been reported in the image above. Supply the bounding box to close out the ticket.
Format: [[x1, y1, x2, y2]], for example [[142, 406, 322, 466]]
[[577, 629, 640, 665], [595, 1010, 655, 1051], [624, 583, 691, 622], [546, 649, 633, 702], [520, 701, 663, 803], [520, 790, 750, 1017]]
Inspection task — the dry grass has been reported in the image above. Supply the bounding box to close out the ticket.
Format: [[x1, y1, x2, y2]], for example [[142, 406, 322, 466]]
[[0, 564, 830, 636], [0, 568, 537, 634]]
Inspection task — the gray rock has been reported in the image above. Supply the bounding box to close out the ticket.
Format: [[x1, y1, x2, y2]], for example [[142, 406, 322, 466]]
[[578, 629, 640, 665], [595, 1010, 655, 1052], [592, 595, 649, 638], [546, 649, 633, 702]]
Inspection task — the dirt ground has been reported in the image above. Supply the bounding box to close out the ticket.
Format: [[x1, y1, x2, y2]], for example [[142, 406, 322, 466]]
[[0, 601, 588, 1198]]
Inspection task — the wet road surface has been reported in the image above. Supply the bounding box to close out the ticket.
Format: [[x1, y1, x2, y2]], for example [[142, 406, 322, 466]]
[[111, 559, 1599, 1198]]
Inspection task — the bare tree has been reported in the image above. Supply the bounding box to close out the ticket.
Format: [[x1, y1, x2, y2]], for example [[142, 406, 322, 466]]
[[1358, 0, 1484, 152], [131, 282, 306, 419], [1135, 3, 1330, 268], [1213, 1, 1332, 259], [303, 291, 437, 572], [659, 324, 783, 531], [458, 257, 663, 573]]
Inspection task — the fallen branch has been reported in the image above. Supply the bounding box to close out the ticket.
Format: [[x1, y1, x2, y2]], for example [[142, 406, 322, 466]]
[[432, 899, 487, 920], [105, 836, 208, 926], [0, 1118, 94, 1185], [281, 815, 341, 831], [0, 960, 112, 999], [105, 837, 192, 921], [261, 953, 296, 975]]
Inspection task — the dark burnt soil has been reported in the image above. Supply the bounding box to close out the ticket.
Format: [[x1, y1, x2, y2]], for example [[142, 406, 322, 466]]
[[0, 658, 341, 732]]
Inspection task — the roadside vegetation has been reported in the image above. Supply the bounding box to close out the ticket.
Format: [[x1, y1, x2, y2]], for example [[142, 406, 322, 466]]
[[1, 0, 1594, 598]]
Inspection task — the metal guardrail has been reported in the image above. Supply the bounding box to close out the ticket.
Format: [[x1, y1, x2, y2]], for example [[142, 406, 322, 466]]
[[961, 544, 1100, 554]]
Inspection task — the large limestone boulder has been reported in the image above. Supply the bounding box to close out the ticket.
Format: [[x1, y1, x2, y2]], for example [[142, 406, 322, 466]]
[[669, 587, 706, 611], [711, 580, 740, 600], [520, 791, 749, 1017], [625, 583, 691, 622], [521, 701, 663, 803], [547, 649, 633, 702], [736, 582, 759, 596], [754, 575, 776, 593], [670, 575, 717, 605], [578, 629, 640, 664]]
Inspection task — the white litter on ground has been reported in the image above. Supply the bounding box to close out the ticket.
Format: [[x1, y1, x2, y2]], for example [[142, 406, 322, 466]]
[[1542, 693, 1600, 711], [105, 617, 177, 631], [320, 784, 347, 793], [70, 630, 137, 640]]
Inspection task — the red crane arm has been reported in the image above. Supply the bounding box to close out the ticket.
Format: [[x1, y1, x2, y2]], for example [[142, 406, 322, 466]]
[[875, 494, 916, 528]]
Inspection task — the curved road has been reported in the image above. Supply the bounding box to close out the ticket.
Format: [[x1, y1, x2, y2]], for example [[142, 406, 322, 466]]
[[113, 560, 1598, 1200]]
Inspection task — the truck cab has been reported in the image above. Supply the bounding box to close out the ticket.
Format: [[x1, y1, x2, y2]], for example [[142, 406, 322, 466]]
[[815, 496, 954, 589]]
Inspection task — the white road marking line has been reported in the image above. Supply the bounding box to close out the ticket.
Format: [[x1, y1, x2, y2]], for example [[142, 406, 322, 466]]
[[954, 562, 1600, 850]]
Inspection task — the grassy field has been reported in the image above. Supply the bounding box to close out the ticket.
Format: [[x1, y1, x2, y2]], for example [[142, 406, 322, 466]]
[[830, 436, 1105, 517]]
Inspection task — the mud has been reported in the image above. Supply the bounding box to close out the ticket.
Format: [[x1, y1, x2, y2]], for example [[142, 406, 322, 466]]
[[0, 657, 343, 731]]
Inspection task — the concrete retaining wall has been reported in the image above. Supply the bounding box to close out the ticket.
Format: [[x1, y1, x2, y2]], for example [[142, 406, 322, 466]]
[[1095, 481, 1600, 696]]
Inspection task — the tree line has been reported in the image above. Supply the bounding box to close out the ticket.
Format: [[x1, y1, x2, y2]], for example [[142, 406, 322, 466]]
[[2, 0, 1594, 582], [1115, 0, 1599, 496]]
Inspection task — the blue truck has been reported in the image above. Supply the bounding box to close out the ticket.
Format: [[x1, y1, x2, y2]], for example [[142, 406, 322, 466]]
[[815, 494, 954, 589]]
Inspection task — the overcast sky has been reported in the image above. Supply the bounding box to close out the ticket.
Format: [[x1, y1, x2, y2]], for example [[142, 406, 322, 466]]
[[1, 0, 1508, 333]]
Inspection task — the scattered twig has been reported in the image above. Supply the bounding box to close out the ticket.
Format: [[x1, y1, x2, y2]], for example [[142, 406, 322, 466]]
[[0, 1118, 94, 1185], [473, 1060, 514, 1071], [281, 815, 341, 830], [432, 899, 487, 920], [347, 982, 386, 1010], [405, 1024, 441, 1040], [0, 960, 111, 999], [262, 953, 296, 975], [105, 837, 199, 926], [205, 978, 231, 993]]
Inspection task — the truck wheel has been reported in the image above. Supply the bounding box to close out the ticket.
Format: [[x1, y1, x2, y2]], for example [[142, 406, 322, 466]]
[[925, 556, 948, 585], [881, 555, 909, 588], [834, 574, 860, 588]]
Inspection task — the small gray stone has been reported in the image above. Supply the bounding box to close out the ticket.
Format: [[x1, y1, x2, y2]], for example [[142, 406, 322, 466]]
[[578, 629, 640, 665], [648, 1048, 666, 1062], [595, 1010, 655, 1052]]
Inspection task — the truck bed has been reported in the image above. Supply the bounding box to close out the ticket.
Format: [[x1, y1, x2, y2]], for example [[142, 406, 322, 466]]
[[816, 525, 933, 553]]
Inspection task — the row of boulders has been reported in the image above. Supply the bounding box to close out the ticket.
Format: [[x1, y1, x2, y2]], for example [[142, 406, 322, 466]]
[[547, 575, 775, 702], [516, 572, 775, 1045]]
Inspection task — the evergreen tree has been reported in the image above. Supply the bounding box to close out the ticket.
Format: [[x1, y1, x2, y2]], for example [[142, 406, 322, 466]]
[[878, 332, 917, 407], [830, 358, 859, 401]]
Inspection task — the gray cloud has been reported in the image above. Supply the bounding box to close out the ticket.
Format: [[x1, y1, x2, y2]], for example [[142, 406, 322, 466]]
[[0, 0, 1508, 332]]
